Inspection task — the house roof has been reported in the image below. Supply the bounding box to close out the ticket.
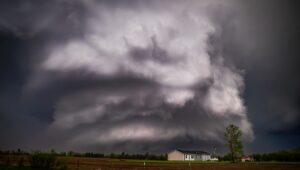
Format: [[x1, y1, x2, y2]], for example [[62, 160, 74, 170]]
[[176, 149, 210, 155]]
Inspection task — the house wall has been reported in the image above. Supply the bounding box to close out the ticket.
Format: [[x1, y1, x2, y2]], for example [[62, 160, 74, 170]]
[[168, 150, 211, 161], [194, 154, 203, 160], [184, 154, 195, 161], [183, 154, 211, 161], [201, 154, 211, 161], [168, 150, 184, 161]]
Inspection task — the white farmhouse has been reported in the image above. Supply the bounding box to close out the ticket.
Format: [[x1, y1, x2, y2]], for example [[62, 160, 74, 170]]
[[168, 149, 211, 161]]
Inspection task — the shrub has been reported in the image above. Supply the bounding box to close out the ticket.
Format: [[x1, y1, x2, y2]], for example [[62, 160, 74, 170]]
[[30, 151, 56, 170], [5, 157, 11, 166], [18, 157, 24, 167], [56, 161, 69, 170]]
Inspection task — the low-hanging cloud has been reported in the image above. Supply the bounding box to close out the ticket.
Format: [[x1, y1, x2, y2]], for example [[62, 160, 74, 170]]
[[1, 0, 255, 152]]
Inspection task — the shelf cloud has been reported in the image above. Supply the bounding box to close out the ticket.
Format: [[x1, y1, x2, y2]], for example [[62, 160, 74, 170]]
[[0, 0, 299, 153]]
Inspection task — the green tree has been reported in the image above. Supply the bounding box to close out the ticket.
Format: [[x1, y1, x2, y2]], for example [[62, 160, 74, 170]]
[[224, 124, 243, 162]]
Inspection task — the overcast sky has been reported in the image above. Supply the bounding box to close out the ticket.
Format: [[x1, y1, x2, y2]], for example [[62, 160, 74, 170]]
[[0, 0, 299, 154]]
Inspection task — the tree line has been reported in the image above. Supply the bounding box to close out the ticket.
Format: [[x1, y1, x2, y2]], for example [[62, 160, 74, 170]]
[[215, 148, 300, 162], [251, 149, 300, 162], [0, 149, 167, 160]]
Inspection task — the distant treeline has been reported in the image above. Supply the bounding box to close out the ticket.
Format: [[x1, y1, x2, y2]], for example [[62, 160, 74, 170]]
[[219, 148, 300, 162], [251, 148, 300, 162], [2, 148, 300, 162], [0, 149, 167, 160]]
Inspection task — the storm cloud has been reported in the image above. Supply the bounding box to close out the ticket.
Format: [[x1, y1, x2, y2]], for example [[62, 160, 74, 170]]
[[0, 0, 299, 154]]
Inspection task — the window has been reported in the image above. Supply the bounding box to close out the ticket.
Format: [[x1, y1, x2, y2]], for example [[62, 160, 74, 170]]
[[191, 155, 193, 159]]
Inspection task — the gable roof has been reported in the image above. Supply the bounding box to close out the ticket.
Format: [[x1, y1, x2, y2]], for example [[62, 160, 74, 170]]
[[176, 149, 210, 155]]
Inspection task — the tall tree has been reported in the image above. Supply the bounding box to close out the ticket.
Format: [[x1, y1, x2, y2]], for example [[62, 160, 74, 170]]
[[224, 124, 243, 162]]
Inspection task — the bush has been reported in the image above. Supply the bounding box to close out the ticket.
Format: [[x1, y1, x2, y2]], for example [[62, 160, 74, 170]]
[[18, 157, 24, 167], [30, 152, 56, 170], [5, 157, 11, 166], [56, 161, 68, 170]]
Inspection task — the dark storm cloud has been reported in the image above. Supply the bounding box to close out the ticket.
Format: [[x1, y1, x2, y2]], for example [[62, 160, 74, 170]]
[[212, 0, 300, 152], [0, 0, 299, 154], [0, 0, 87, 38]]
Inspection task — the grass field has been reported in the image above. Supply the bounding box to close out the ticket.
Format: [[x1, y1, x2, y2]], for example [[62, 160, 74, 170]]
[[1, 155, 300, 170]]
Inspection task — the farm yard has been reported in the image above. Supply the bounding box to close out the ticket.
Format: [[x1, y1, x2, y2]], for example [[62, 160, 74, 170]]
[[1, 155, 300, 170]]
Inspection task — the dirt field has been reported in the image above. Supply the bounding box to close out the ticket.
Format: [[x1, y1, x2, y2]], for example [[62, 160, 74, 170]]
[[59, 157, 300, 170], [1, 155, 300, 170]]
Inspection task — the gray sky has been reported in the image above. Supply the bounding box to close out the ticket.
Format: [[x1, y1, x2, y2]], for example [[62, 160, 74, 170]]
[[0, 0, 299, 154]]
